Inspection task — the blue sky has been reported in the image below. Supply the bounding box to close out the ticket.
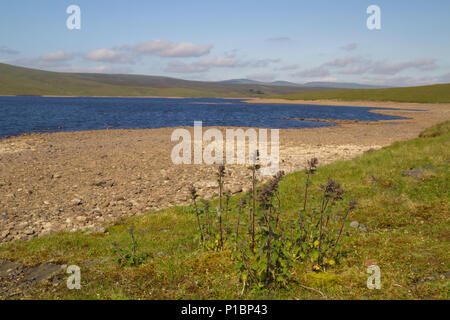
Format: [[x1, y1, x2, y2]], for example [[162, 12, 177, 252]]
[[1, 0, 449, 86]]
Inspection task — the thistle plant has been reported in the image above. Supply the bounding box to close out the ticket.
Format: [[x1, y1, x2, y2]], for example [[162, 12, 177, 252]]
[[317, 178, 344, 264], [217, 165, 226, 249], [189, 185, 204, 243], [112, 227, 150, 267], [248, 150, 260, 251], [190, 155, 356, 292], [235, 198, 247, 248], [303, 157, 318, 211]]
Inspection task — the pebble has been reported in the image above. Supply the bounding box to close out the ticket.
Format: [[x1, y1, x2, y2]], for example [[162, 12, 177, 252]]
[[350, 221, 359, 228], [76, 216, 87, 222], [71, 198, 82, 205]]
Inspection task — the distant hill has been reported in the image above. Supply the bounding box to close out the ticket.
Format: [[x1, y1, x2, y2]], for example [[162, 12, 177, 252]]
[[0, 63, 332, 98], [303, 81, 388, 89], [2, 63, 445, 102], [220, 79, 387, 89], [278, 83, 450, 103]]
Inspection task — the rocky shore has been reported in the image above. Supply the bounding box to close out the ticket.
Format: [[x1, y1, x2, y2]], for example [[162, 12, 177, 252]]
[[1, 100, 448, 242]]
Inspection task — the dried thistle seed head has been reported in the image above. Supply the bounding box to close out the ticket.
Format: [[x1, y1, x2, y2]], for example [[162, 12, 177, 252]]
[[189, 185, 198, 199], [274, 170, 285, 181], [322, 178, 344, 199], [257, 171, 285, 209], [306, 157, 319, 174], [257, 184, 272, 209], [217, 165, 226, 178], [334, 187, 344, 200]]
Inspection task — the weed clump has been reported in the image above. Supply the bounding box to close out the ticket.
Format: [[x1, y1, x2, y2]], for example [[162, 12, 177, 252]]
[[112, 227, 151, 267], [188, 157, 356, 292]]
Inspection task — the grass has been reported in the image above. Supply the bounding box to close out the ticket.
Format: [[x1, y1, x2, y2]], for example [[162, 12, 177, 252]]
[[277, 84, 450, 103], [2, 63, 449, 103], [0, 121, 449, 299], [0, 63, 328, 98]]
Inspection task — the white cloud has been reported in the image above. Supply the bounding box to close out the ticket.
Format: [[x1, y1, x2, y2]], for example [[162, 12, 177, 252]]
[[246, 73, 277, 82], [199, 56, 241, 68], [324, 56, 363, 67], [340, 43, 358, 51], [294, 66, 330, 78], [41, 50, 73, 61], [278, 64, 300, 71], [12, 50, 74, 68], [0, 45, 19, 55], [84, 48, 134, 64], [55, 65, 132, 74], [371, 58, 438, 75], [131, 40, 212, 57], [165, 61, 208, 73], [165, 56, 281, 73], [248, 58, 280, 68], [166, 56, 242, 73], [294, 56, 440, 79], [438, 72, 450, 83]]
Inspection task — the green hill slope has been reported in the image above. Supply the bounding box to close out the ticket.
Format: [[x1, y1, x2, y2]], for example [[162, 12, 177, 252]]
[[0, 63, 330, 98], [278, 83, 450, 103]]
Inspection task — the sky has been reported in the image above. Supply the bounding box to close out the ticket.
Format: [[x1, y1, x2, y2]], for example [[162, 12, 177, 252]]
[[1, 0, 449, 86]]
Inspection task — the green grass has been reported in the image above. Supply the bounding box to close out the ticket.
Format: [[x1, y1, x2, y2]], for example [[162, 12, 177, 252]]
[[277, 84, 450, 103], [2, 63, 449, 103], [0, 63, 329, 98], [1, 122, 449, 299]]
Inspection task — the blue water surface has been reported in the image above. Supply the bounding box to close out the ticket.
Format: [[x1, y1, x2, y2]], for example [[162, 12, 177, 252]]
[[0, 96, 413, 138]]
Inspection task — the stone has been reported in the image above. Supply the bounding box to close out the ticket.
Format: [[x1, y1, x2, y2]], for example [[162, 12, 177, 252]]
[[402, 168, 424, 180], [349, 221, 359, 228], [24, 263, 62, 283], [1, 230, 10, 239], [92, 180, 107, 187], [76, 216, 87, 222], [230, 185, 243, 194], [71, 198, 82, 205], [359, 224, 368, 233], [43, 222, 52, 229]]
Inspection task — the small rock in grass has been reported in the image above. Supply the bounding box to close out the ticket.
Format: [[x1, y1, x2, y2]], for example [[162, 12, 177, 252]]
[[401, 168, 423, 180], [359, 224, 368, 233], [350, 221, 359, 228]]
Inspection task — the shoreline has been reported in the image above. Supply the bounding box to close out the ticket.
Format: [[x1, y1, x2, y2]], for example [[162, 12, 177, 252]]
[[0, 100, 449, 243], [0, 97, 437, 141]]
